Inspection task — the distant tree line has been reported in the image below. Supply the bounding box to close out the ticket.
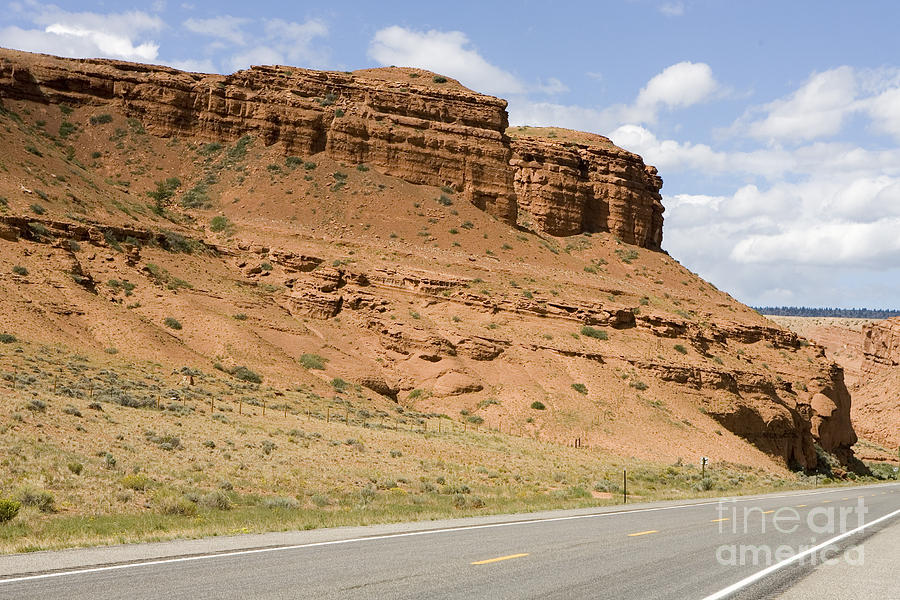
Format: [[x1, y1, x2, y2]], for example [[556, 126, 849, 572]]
[[754, 306, 900, 319]]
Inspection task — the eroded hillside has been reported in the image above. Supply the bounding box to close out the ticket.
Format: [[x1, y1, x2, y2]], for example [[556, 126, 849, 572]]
[[0, 47, 860, 477]]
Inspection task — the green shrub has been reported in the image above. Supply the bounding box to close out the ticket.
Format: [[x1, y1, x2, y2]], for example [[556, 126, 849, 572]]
[[58, 121, 77, 138], [356, 164, 369, 172], [67, 462, 83, 475], [233, 313, 248, 321], [331, 377, 349, 392], [12, 265, 27, 276], [163, 317, 182, 330], [147, 177, 181, 206], [158, 495, 198, 516], [201, 490, 232, 510], [181, 183, 210, 209], [304, 161, 317, 170], [90, 114, 113, 125], [581, 326, 608, 340], [17, 486, 54, 512], [300, 353, 327, 370], [198, 142, 223, 156], [674, 344, 688, 354], [121, 474, 152, 491], [262, 496, 299, 509], [530, 401, 546, 410], [437, 194, 453, 206], [629, 380, 648, 391], [0, 498, 21, 523], [433, 76, 448, 83], [230, 366, 262, 383], [571, 383, 588, 395], [210, 215, 231, 232], [29, 203, 45, 215], [25, 144, 42, 157]]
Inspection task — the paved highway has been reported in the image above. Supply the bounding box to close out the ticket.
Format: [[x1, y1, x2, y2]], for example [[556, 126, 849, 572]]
[[0, 482, 897, 599]]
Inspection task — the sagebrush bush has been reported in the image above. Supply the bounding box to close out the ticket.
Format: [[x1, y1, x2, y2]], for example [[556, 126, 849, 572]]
[[530, 401, 546, 410], [17, 486, 54, 512], [163, 317, 182, 330], [121, 474, 151, 491], [571, 383, 588, 395], [0, 498, 21, 523], [12, 265, 27, 276], [580, 326, 608, 340]]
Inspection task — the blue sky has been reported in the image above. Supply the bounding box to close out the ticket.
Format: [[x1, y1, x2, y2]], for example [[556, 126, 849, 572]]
[[3, 0, 900, 309]]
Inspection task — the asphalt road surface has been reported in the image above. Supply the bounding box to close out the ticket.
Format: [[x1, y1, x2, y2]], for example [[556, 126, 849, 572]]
[[1, 482, 897, 599]]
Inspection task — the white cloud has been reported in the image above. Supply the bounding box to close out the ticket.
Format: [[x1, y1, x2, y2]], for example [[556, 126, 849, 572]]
[[0, 5, 163, 62], [184, 16, 250, 46], [743, 67, 858, 142], [368, 26, 525, 96], [623, 61, 719, 123], [179, 16, 328, 72], [659, 2, 685, 16]]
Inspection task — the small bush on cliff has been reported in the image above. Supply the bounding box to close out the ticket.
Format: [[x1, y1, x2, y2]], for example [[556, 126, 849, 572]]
[[530, 401, 546, 410], [571, 383, 588, 395], [90, 114, 113, 125], [230, 366, 262, 384], [674, 344, 688, 354], [163, 317, 182, 330], [30, 203, 45, 215], [12, 265, 27, 276], [433, 76, 448, 83], [210, 215, 232, 232], [17, 486, 55, 512], [0, 333, 17, 343], [580, 326, 608, 340]]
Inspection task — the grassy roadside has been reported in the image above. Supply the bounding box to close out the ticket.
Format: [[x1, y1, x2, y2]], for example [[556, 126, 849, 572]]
[[1, 344, 896, 554]]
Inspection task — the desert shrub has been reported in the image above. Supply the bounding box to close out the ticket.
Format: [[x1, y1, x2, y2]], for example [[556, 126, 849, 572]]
[[147, 177, 181, 207], [230, 366, 261, 383], [145, 431, 182, 451], [629, 380, 648, 391], [452, 494, 467, 508], [201, 490, 231, 510], [29, 203, 45, 215], [356, 164, 369, 172], [180, 183, 210, 209], [67, 462, 84, 475], [304, 161, 317, 170], [17, 487, 54, 512], [330, 377, 349, 392], [0, 498, 21, 523], [63, 405, 82, 417], [312, 494, 330, 507], [300, 353, 327, 370], [210, 215, 231, 232], [26, 399, 46, 412], [198, 142, 223, 156], [90, 113, 113, 125], [285, 156, 303, 168], [263, 496, 299, 509], [261, 440, 276, 455], [164, 317, 182, 330], [571, 383, 588, 395], [530, 401, 546, 410], [25, 144, 42, 157], [0, 333, 16, 343], [121, 474, 151, 491], [58, 121, 77, 138], [433, 76, 448, 83], [158, 495, 198, 516], [436, 194, 453, 206], [674, 344, 688, 354], [580, 326, 608, 340], [232, 313, 248, 321]]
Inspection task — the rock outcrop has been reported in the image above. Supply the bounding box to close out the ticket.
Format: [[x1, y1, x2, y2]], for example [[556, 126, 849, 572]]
[[0, 48, 663, 248], [863, 317, 900, 367]]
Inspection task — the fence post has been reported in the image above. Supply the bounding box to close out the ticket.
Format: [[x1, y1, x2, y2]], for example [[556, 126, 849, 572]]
[[326, 407, 330, 423], [263, 400, 266, 416], [623, 469, 627, 504], [239, 397, 242, 415], [345, 406, 349, 425]]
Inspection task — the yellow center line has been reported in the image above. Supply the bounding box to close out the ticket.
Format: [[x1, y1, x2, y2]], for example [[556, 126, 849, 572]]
[[795, 504, 807, 508], [763, 510, 775, 514], [471, 553, 529, 565], [842, 497, 849, 501], [711, 518, 730, 522], [822, 500, 831, 503], [627, 530, 658, 537]]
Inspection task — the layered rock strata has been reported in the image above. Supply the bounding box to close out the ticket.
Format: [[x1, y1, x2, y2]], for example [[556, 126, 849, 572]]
[[0, 48, 663, 248]]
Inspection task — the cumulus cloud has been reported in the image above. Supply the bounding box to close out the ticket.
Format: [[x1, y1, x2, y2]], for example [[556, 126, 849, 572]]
[[0, 4, 163, 61], [177, 16, 328, 72], [368, 26, 526, 96], [741, 67, 858, 142], [622, 61, 720, 123]]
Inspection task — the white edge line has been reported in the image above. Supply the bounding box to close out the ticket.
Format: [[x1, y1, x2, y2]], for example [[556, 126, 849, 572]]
[[700, 506, 900, 600], [1, 483, 897, 585]]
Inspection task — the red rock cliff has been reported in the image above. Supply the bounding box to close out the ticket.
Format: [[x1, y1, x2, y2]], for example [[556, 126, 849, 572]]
[[0, 48, 663, 248]]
